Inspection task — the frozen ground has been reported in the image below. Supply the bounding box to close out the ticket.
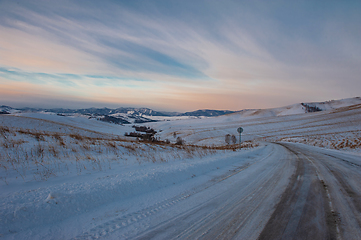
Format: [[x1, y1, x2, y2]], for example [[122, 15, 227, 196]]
[[148, 99, 361, 153], [1, 98, 361, 239]]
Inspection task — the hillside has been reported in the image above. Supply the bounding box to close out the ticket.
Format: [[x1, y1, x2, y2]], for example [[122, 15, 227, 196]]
[[149, 98, 361, 150], [1, 97, 361, 239], [233, 97, 361, 119], [2, 97, 360, 126]]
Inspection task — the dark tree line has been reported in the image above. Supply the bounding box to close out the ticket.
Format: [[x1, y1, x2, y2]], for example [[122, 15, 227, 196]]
[[301, 103, 322, 113], [125, 125, 158, 142]]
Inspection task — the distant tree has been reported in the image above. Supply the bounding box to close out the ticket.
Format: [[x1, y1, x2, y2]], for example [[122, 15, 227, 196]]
[[231, 135, 237, 144], [175, 137, 184, 145], [225, 134, 231, 145]]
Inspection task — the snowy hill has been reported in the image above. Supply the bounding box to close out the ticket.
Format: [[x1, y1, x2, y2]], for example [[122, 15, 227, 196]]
[[148, 97, 361, 148], [231, 97, 361, 119], [1, 97, 361, 239], [3, 97, 360, 126], [0, 105, 18, 114], [303, 97, 361, 111], [1, 97, 359, 133]]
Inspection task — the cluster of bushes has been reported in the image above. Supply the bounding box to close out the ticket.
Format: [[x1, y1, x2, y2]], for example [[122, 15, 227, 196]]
[[225, 134, 237, 145], [301, 103, 322, 113], [125, 125, 158, 142], [132, 125, 157, 134], [125, 126, 187, 145]]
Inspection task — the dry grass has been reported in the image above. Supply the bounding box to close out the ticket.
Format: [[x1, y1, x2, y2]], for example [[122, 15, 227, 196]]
[[0, 126, 10, 135], [279, 133, 361, 151], [107, 142, 117, 149], [70, 133, 83, 141], [0, 125, 261, 184]]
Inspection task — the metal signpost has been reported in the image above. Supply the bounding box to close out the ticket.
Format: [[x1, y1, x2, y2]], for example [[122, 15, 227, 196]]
[[237, 127, 243, 148]]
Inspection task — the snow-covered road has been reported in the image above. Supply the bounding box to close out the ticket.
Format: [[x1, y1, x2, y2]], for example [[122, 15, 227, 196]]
[[71, 143, 360, 239], [268, 143, 361, 240], [2, 143, 361, 239], [72, 143, 292, 240]]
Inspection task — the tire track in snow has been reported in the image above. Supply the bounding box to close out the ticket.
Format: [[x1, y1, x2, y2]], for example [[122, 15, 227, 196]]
[[259, 143, 339, 240], [300, 147, 361, 239], [163, 151, 289, 240], [73, 148, 274, 239], [260, 143, 361, 240]]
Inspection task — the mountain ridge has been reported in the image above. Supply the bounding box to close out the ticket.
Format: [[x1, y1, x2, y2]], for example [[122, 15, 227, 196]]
[[1, 97, 360, 122]]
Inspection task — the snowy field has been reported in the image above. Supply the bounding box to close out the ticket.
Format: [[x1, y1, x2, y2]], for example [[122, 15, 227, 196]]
[[1, 97, 361, 239], [148, 98, 361, 152]]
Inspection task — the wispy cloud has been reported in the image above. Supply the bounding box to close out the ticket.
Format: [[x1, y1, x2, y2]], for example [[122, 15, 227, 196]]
[[0, 0, 360, 110]]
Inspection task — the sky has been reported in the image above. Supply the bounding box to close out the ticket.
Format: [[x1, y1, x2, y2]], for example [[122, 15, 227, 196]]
[[0, 0, 360, 111]]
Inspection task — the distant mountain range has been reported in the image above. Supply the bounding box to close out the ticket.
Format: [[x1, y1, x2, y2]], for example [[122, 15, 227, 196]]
[[0, 105, 239, 124], [1, 97, 360, 124], [0, 106, 172, 116], [180, 109, 235, 117], [0, 106, 237, 117]]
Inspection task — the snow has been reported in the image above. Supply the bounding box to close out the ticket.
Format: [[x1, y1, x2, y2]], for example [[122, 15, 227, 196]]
[[1, 97, 360, 239], [148, 98, 361, 150], [9, 112, 133, 137], [305, 97, 361, 110], [0, 125, 263, 239]]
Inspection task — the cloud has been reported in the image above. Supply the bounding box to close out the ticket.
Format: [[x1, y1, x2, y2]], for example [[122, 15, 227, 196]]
[[0, 0, 360, 110]]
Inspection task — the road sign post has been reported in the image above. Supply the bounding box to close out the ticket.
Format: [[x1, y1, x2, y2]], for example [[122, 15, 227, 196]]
[[237, 127, 243, 149]]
